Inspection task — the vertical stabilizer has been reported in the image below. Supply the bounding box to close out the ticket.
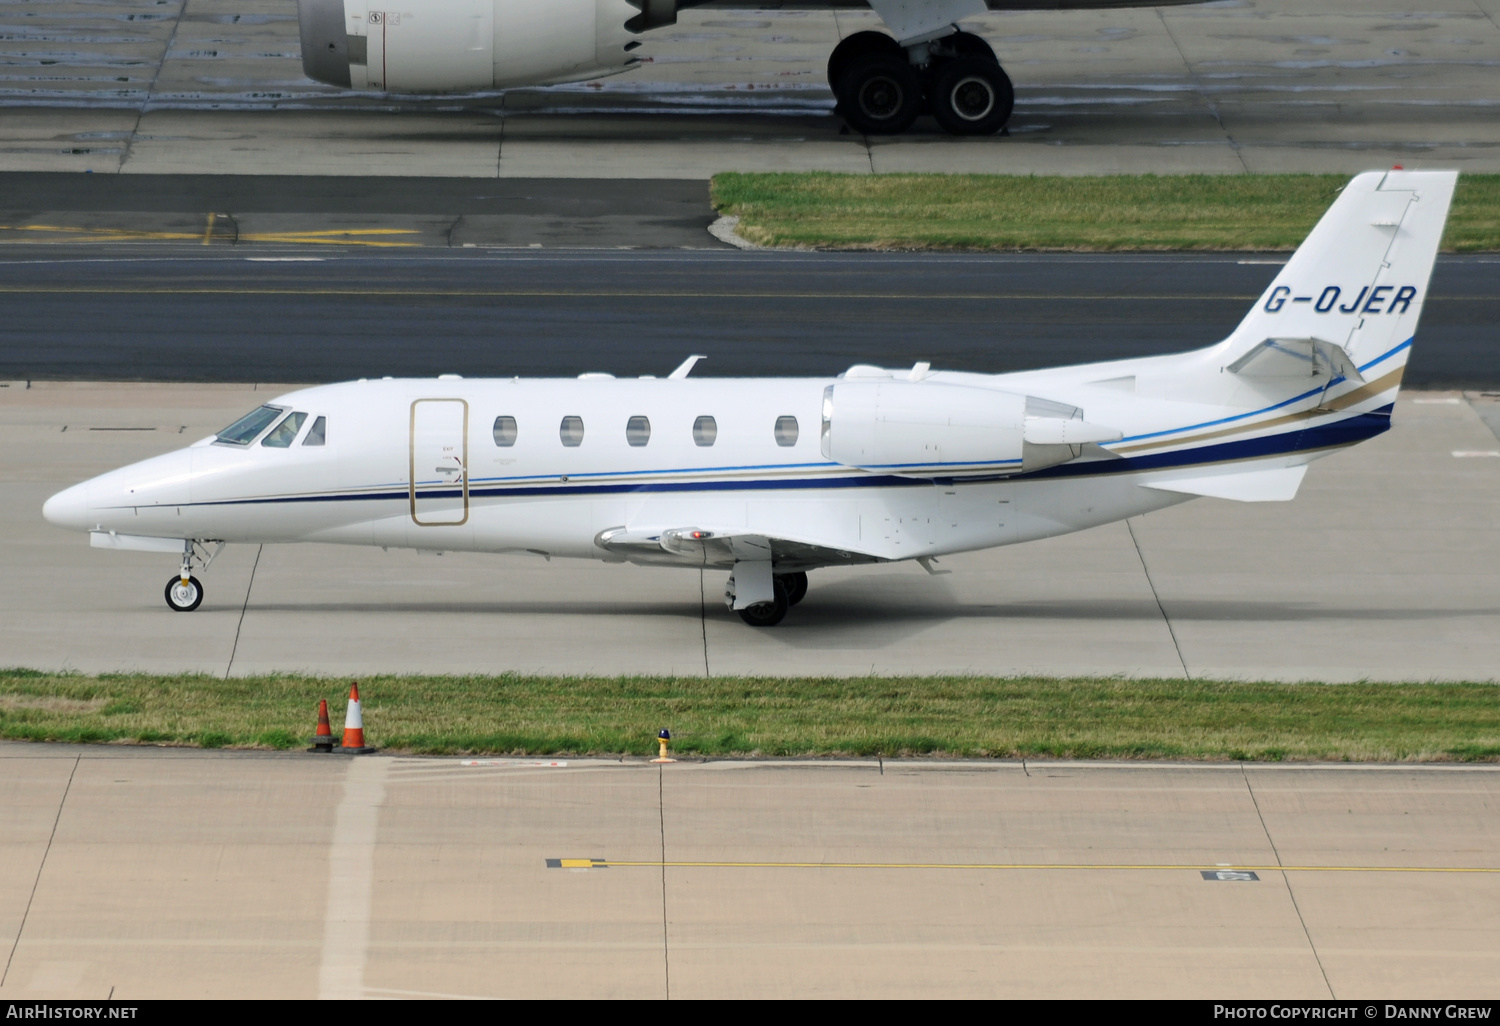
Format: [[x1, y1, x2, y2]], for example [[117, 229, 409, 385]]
[[1219, 170, 1457, 379]]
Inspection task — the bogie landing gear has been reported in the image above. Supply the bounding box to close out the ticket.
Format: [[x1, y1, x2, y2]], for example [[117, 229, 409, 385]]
[[830, 29, 1013, 137]]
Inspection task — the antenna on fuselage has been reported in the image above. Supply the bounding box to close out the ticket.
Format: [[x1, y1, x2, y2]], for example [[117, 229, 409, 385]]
[[668, 354, 706, 380]]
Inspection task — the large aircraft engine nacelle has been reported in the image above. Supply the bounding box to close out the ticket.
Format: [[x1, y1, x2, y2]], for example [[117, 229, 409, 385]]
[[298, 0, 639, 93], [820, 382, 1120, 478]]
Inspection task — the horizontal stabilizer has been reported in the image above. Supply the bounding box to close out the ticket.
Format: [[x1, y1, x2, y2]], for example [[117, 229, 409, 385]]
[[1226, 337, 1364, 384], [1142, 464, 1308, 503]]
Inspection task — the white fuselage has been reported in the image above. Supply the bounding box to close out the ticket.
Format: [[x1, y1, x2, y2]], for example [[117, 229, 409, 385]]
[[41, 170, 1457, 618], [39, 349, 1403, 570]]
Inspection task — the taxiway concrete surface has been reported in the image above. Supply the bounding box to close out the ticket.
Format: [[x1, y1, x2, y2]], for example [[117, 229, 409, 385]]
[[0, 745, 1496, 999], [4, 2, 1500, 177], [2, 383, 1498, 681], [0, 249, 1496, 389]]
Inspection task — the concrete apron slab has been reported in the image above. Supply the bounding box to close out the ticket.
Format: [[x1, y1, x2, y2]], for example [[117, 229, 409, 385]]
[[4, 4, 1500, 178], [2, 383, 1498, 680], [0, 750, 1496, 999]]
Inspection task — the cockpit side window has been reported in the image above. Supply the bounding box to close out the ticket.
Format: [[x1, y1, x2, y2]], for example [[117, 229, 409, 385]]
[[261, 411, 307, 448], [215, 405, 284, 446], [302, 416, 327, 447]]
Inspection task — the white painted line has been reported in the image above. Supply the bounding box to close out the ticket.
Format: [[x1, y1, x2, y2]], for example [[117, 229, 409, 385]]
[[318, 757, 390, 1001], [1452, 451, 1500, 458], [246, 256, 326, 262], [1412, 397, 1461, 405], [1236, 259, 1286, 265], [459, 759, 568, 768]]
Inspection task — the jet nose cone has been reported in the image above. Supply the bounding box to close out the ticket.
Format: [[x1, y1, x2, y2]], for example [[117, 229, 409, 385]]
[[43, 482, 92, 532]]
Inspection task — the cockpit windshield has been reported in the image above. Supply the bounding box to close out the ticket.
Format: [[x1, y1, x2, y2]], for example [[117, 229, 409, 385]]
[[215, 405, 284, 446], [261, 412, 307, 448]]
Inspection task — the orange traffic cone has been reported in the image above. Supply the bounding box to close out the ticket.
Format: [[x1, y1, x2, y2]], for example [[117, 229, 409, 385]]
[[308, 698, 335, 753], [338, 682, 374, 754]]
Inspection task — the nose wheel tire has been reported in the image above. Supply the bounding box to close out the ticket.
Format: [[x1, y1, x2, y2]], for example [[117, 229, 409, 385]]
[[165, 575, 203, 612], [737, 579, 790, 628], [836, 54, 923, 136], [930, 58, 1014, 136], [777, 571, 809, 607]]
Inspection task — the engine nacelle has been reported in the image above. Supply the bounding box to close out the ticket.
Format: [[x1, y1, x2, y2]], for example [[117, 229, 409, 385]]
[[298, 0, 640, 93], [820, 381, 1119, 478]]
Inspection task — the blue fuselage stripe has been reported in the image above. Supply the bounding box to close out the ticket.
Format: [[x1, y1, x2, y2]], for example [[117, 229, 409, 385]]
[[178, 408, 1392, 509]]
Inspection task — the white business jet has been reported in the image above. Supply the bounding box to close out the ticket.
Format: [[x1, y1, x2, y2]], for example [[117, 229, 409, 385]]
[[295, 0, 1204, 136], [44, 170, 1454, 627]]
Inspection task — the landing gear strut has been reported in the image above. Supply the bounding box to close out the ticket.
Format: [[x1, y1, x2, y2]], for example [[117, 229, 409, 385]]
[[829, 29, 1013, 137], [163, 539, 223, 612]]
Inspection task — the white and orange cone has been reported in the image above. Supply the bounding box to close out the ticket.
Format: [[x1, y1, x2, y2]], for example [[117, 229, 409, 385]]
[[338, 682, 374, 754]]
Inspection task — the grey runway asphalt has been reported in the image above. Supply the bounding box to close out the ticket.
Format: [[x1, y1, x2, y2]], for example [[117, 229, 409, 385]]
[[0, 249, 1496, 387]]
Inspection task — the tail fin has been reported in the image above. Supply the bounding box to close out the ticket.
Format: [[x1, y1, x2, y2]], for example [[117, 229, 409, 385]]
[[1217, 170, 1457, 388]]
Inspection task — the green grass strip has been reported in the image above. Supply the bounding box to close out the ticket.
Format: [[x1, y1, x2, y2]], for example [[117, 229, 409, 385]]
[[2, 670, 1497, 762], [710, 172, 1500, 252]]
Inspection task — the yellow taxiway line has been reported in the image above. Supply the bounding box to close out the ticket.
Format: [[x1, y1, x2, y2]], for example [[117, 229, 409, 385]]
[[551, 858, 1500, 873], [0, 224, 421, 247]]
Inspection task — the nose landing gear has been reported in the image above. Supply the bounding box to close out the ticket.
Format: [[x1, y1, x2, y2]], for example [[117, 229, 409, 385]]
[[162, 539, 224, 612], [165, 575, 204, 612]]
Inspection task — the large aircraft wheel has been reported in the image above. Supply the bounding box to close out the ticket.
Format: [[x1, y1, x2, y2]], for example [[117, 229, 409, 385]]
[[777, 571, 809, 607], [165, 575, 204, 612], [738, 579, 790, 628], [827, 30, 904, 93], [837, 54, 923, 136], [930, 58, 1014, 136], [944, 30, 997, 66]]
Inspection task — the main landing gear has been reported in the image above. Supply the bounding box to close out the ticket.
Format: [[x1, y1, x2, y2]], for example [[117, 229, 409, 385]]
[[736, 571, 810, 629], [829, 30, 1014, 137], [163, 539, 223, 612]]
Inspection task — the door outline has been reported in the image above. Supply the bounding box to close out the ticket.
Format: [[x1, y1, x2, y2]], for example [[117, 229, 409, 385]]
[[409, 398, 469, 526]]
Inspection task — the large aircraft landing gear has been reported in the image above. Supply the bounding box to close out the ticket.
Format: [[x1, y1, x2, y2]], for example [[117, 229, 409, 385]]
[[829, 29, 1013, 137], [737, 578, 790, 628], [930, 57, 1013, 136]]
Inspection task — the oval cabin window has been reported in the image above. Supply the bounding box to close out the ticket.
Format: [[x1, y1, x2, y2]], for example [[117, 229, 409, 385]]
[[493, 416, 517, 447], [626, 415, 651, 447], [774, 415, 798, 447], [559, 415, 585, 447], [693, 415, 717, 447]]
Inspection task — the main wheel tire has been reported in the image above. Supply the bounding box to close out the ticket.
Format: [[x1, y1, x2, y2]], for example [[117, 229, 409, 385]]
[[945, 30, 997, 66], [737, 579, 790, 628], [778, 571, 809, 607], [165, 575, 203, 612], [930, 57, 1014, 136], [837, 54, 923, 136], [827, 30, 904, 92]]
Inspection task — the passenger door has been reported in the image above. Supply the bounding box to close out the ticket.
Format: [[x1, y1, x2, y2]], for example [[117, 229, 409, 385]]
[[410, 399, 468, 526]]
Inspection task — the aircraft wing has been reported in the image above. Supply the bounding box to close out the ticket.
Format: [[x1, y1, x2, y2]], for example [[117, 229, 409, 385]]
[[595, 525, 886, 571]]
